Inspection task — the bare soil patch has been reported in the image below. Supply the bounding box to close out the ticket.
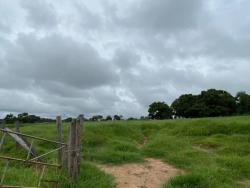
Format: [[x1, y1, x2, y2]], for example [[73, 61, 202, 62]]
[[98, 158, 180, 188], [239, 179, 250, 187]]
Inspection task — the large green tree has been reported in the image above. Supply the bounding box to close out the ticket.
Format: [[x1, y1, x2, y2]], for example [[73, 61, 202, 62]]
[[4, 114, 16, 124], [199, 89, 236, 117], [236, 92, 250, 114], [148, 102, 172, 119], [171, 94, 199, 118], [171, 89, 237, 118]]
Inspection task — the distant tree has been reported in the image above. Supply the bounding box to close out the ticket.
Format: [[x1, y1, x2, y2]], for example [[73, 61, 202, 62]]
[[127, 117, 137, 121], [113, 115, 122, 120], [171, 94, 198, 118], [17, 113, 41, 123], [29, 115, 40, 123], [171, 89, 237, 118], [64, 117, 73, 122], [148, 102, 172, 120], [140, 116, 149, 120], [199, 89, 236, 117], [17, 112, 29, 123], [105, 115, 112, 121], [91, 115, 103, 121], [4, 114, 16, 124], [236, 92, 250, 114]]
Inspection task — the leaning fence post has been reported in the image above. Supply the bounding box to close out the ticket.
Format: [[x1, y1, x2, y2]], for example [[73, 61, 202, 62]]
[[56, 116, 63, 166], [15, 120, 20, 149]]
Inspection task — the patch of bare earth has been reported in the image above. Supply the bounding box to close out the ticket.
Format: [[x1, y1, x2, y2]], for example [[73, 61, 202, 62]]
[[239, 179, 250, 187], [98, 158, 180, 188]]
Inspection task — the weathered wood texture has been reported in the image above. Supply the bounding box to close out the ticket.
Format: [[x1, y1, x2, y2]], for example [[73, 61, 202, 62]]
[[77, 115, 84, 174], [15, 121, 20, 149], [0, 156, 60, 168], [4, 128, 38, 158], [56, 116, 63, 166], [0, 128, 67, 145], [67, 117, 83, 179], [0, 120, 5, 129]]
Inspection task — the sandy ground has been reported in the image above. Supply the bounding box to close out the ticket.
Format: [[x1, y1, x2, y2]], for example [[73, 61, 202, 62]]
[[239, 179, 250, 187], [98, 158, 180, 188]]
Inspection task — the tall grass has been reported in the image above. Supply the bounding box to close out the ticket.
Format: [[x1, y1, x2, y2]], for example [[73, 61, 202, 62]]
[[0, 115, 250, 187]]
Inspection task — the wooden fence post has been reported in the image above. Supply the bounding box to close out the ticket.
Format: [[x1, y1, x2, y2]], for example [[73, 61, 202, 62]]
[[76, 116, 83, 175], [68, 119, 76, 178], [56, 116, 63, 166], [15, 121, 20, 149], [67, 117, 82, 179], [1, 120, 5, 129]]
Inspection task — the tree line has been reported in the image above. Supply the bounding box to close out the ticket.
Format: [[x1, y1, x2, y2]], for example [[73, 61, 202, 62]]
[[1, 89, 249, 123], [0, 113, 125, 124], [1, 113, 55, 124], [149, 89, 250, 119], [63, 115, 123, 122]]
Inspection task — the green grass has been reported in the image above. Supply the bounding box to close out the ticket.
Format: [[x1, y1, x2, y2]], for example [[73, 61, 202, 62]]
[[0, 115, 250, 187]]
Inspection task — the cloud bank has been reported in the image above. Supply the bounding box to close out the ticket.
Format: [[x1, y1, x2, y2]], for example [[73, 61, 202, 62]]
[[0, 0, 249, 118]]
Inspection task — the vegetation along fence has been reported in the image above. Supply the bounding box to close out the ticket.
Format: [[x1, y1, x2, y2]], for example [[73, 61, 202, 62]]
[[0, 115, 83, 188]]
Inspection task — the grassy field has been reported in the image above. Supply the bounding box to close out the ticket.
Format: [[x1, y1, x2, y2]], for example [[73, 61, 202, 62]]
[[0, 115, 250, 187]]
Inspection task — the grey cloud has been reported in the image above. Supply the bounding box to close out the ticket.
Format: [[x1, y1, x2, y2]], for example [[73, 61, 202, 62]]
[[117, 57, 250, 109], [113, 48, 140, 69], [0, 21, 10, 33], [116, 0, 204, 33], [0, 0, 249, 118], [4, 34, 118, 90], [73, 2, 103, 30], [201, 29, 250, 60], [21, 0, 58, 29], [32, 86, 121, 116], [0, 89, 53, 114]]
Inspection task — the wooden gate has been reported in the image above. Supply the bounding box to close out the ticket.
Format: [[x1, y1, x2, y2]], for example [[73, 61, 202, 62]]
[[0, 115, 83, 188]]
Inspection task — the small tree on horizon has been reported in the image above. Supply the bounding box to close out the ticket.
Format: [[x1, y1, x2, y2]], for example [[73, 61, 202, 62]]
[[105, 115, 112, 121], [113, 115, 122, 120]]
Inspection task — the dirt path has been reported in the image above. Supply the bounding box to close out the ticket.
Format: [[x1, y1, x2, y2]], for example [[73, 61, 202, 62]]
[[239, 179, 250, 187], [98, 158, 180, 188]]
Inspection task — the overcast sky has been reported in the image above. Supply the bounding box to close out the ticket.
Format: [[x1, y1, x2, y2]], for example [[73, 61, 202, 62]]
[[0, 0, 250, 118]]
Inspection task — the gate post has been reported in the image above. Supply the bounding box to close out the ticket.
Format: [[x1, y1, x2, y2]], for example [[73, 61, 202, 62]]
[[67, 117, 82, 179], [15, 120, 20, 149], [56, 116, 63, 166], [0, 120, 5, 129]]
